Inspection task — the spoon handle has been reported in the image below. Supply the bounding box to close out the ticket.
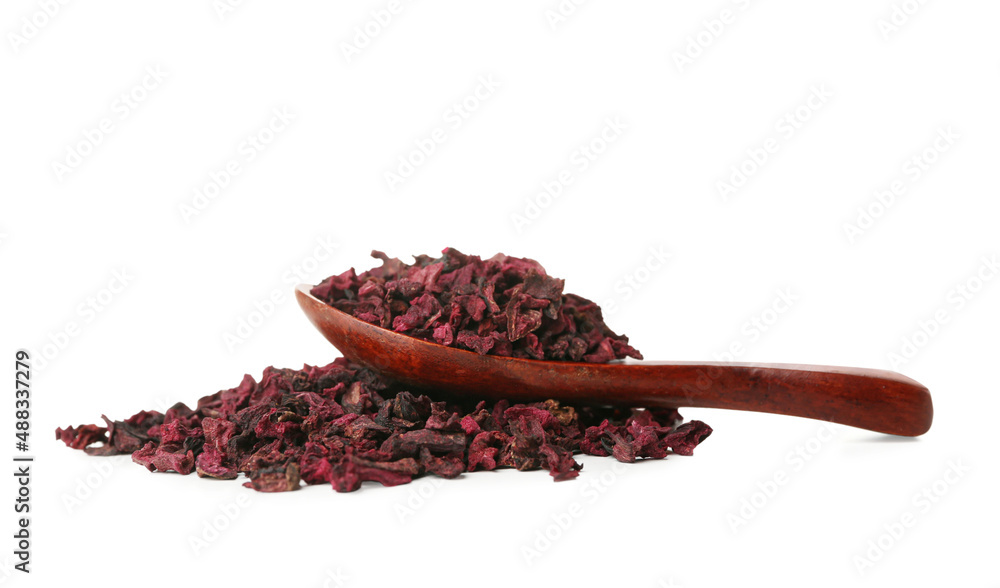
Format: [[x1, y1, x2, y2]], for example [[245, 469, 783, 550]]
[[296, 285, 932, 436], [603, 362, 932, 436]]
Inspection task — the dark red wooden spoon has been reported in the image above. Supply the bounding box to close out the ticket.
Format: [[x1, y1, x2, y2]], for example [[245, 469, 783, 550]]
[[296, 285, 932, 436]]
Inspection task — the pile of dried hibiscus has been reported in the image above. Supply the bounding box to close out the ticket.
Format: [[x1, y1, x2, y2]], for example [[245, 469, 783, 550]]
[[56, 249, 711, 493]]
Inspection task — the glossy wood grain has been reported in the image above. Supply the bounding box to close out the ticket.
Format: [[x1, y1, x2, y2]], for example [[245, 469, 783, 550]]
[[296, 285, 932, 436]]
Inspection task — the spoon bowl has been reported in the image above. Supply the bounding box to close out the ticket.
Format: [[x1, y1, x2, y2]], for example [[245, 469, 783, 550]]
[[296, 284, 932, 436]]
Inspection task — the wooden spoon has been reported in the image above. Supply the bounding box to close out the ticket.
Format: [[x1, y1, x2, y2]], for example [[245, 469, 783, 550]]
[[295, 285, 932, 436]]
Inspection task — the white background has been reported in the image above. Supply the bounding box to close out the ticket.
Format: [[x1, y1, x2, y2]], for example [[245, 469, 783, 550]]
[[1, 1, 998, 586]]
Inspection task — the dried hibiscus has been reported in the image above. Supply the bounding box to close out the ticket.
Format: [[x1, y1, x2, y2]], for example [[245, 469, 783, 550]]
[[56, 358, 711, 492], [310, 248, 643, 362], [57, 249, 711, 491]]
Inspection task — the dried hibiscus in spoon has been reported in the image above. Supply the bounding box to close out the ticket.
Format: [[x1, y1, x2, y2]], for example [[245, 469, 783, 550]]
[[310, 248, 643, 362], [56, 358, 711, 492]]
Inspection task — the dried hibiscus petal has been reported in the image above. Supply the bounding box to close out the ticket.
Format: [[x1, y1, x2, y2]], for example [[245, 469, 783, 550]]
[[132, 441, 195, 475], [246, 462, 301, 492], [55, 424, 107, 450], [468, 431, 508, 472], [328, 450, 413, 492], [538, 443, 583, 481], [663, 420, 713, 456]]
